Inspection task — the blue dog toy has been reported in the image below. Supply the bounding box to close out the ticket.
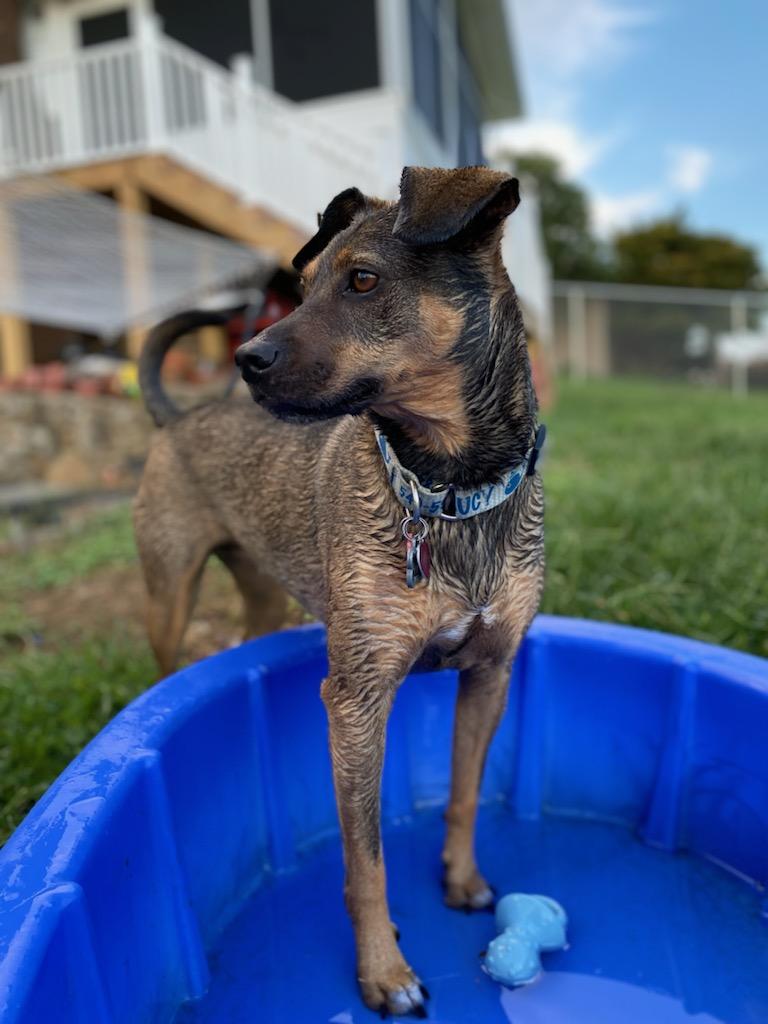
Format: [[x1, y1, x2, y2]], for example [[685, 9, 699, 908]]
[[482, 893, 568, 987]]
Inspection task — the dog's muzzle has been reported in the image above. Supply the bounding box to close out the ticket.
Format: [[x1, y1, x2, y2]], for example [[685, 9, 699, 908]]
[[235, 338, 280, 383]]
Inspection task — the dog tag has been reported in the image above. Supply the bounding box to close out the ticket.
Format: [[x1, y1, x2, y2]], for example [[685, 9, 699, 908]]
[[402, 512, 430, 589], [406, 536, 431, 588], [417, 537, 431, 580], [406, 537, 421, 589]]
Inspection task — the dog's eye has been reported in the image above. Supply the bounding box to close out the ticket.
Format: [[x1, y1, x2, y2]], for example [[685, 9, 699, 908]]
[[348, 269, 379, 294]]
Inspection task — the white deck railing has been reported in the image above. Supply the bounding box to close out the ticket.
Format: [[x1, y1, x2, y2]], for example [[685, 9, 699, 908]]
[[0, 25, 384, 234], [0, 26, 555, 340]]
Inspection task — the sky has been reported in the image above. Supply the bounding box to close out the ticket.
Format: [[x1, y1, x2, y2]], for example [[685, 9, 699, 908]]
[[486, 0, 768, 268]]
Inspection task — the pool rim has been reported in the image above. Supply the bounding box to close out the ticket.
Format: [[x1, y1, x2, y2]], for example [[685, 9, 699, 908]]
[[1, 614, 767, 1018]]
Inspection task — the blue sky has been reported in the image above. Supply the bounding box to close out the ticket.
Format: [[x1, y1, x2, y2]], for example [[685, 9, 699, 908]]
[[487, 0, 767, 269]]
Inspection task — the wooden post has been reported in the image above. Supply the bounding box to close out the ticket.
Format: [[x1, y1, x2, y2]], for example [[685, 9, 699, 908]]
[[0, 313, 31, 378], [116, 179, 150, 361], [729, 296, 750, 397], [195, 242, 226, 366], [199, 325, 225, 365], [0, 184, 32, 378], [566, 285, 589, 380], [731, 361, 748, 399], [590, 298, 612, 377], [730, 294, 749, 333]]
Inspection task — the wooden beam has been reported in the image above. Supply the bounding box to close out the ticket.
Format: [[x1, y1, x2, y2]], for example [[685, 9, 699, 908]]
[[56, 154, 307, 265], [0, 180, 32, 376], [0, 313, 31, 378], [115, 179, 150, 361], [199, 325, 226, 365]]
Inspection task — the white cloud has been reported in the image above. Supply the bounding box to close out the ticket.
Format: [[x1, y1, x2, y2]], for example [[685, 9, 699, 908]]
[[507, 0, 656, 116], [667, 145, 712, 193], [591, 145, 715, 236], [485, 119, 608, 177], [591, 189, 663, 235], [496, 1, 713, 239], [488, 1, 656, 194], [510, 0, 653, 77]]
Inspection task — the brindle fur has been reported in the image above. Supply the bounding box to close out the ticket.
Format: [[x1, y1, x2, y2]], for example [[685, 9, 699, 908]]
[[134, 166, 544, 1017]]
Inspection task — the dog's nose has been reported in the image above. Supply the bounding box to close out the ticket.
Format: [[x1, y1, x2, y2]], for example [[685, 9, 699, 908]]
[[235, 339, 280, 377]]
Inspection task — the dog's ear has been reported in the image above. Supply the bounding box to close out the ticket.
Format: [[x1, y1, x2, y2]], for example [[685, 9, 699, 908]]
[[393, 166, 520, 246], [292, 187, 367, 271]]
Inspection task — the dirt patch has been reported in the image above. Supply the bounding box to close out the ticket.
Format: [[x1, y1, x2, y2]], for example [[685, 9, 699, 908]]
[[21, 559, 309, 667]]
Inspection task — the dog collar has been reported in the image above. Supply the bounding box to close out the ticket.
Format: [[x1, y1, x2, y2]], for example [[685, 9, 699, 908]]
[[374, 424, 546, 521]]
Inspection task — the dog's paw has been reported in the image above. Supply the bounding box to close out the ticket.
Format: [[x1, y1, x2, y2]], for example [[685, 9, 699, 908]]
[[359, 961, 429, 1018], [443, 869, 495, 912]]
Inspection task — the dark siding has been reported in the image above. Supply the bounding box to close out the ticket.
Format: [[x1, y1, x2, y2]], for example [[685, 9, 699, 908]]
[[156, 0, 253, 69], [269, 0, 379, 102], [457, 95, 483, 166], [409, 0, 443, 141], [457, 60, 483, 166]]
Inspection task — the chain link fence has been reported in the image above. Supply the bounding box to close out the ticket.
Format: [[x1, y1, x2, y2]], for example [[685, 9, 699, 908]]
[[554, 281, 768, 393]]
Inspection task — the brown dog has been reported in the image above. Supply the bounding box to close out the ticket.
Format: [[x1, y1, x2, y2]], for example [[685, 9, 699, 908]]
[[134, 166, 544, 1017]]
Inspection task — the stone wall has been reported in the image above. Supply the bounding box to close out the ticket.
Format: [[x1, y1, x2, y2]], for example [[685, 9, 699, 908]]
[[0, 392, 154, 487]]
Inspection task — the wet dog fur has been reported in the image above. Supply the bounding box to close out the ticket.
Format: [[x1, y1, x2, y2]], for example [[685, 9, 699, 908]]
[[133, 166, 544, 1017]]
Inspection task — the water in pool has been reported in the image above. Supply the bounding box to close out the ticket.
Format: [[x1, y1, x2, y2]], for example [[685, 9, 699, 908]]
[[175, 807, 768, 1024]]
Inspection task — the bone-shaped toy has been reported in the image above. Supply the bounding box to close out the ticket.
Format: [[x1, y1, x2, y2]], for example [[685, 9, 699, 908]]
[[482, 893, 568, 987]]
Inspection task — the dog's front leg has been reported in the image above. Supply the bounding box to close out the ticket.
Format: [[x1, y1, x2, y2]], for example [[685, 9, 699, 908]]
[[442, 659, 513, 910], [321, 668, 427, 1017]]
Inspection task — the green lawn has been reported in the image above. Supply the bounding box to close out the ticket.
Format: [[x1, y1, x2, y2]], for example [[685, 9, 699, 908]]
[[0, 507, 155, 838], [540, 378, 768, 655], [1, 377, 767, 843]]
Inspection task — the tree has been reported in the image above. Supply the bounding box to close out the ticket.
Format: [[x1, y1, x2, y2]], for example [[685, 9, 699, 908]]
[[510, 153, 610, 281], [496, 150, 763, 288], [613, 216, 761, 290]]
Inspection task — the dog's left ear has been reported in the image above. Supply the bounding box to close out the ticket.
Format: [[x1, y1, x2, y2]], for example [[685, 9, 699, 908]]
[[393, 166, 520, 246], [292, 187, 367, 271]]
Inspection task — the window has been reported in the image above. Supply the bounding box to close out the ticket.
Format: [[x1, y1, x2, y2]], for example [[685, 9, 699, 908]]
[[79, 9, 130, 48], [270, 0, 379, 103], [409, 0, 444, 141], [155, 0, 253, 70]]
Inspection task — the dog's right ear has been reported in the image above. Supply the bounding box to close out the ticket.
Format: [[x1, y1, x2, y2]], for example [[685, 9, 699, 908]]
[[393, 166, 520, 246], [292, 187, 367, 271]]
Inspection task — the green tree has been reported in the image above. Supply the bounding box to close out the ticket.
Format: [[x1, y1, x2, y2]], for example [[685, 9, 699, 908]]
[[613, 215, 761, 290], [512, 153, 610, 281]]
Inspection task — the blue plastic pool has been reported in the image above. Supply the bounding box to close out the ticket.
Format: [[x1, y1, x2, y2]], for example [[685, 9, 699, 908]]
[[1, 616, 767, 1023]]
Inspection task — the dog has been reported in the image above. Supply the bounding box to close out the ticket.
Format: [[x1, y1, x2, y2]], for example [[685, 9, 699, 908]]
[[133, 165, 545, 1017]]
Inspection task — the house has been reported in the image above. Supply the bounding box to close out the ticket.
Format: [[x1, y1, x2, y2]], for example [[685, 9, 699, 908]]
[[0, 0, 550, 376]]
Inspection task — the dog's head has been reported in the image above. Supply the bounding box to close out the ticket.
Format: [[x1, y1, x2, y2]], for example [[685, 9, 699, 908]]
[[235, 166, 520, 450]]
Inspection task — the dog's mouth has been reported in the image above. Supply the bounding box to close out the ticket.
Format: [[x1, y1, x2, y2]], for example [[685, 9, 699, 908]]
[[246, 378, 383, 423]]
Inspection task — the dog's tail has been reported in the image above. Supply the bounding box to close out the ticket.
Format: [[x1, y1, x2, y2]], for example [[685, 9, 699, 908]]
[[138, 310, 230, 427]]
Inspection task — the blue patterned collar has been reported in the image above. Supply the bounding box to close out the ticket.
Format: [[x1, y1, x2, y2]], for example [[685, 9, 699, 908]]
[[374, 425, 545, 521]]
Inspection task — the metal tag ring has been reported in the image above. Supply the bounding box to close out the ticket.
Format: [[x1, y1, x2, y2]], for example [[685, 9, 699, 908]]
[[400, 516, 428, 542]]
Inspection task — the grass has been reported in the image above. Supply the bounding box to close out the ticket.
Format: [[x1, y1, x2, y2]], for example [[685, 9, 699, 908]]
[[0, 641, 154, 840], [0, 503, 154, 839], [1, 376, 767, 842], [540, 378, 768, 656], [0, 505, 136, 613]]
